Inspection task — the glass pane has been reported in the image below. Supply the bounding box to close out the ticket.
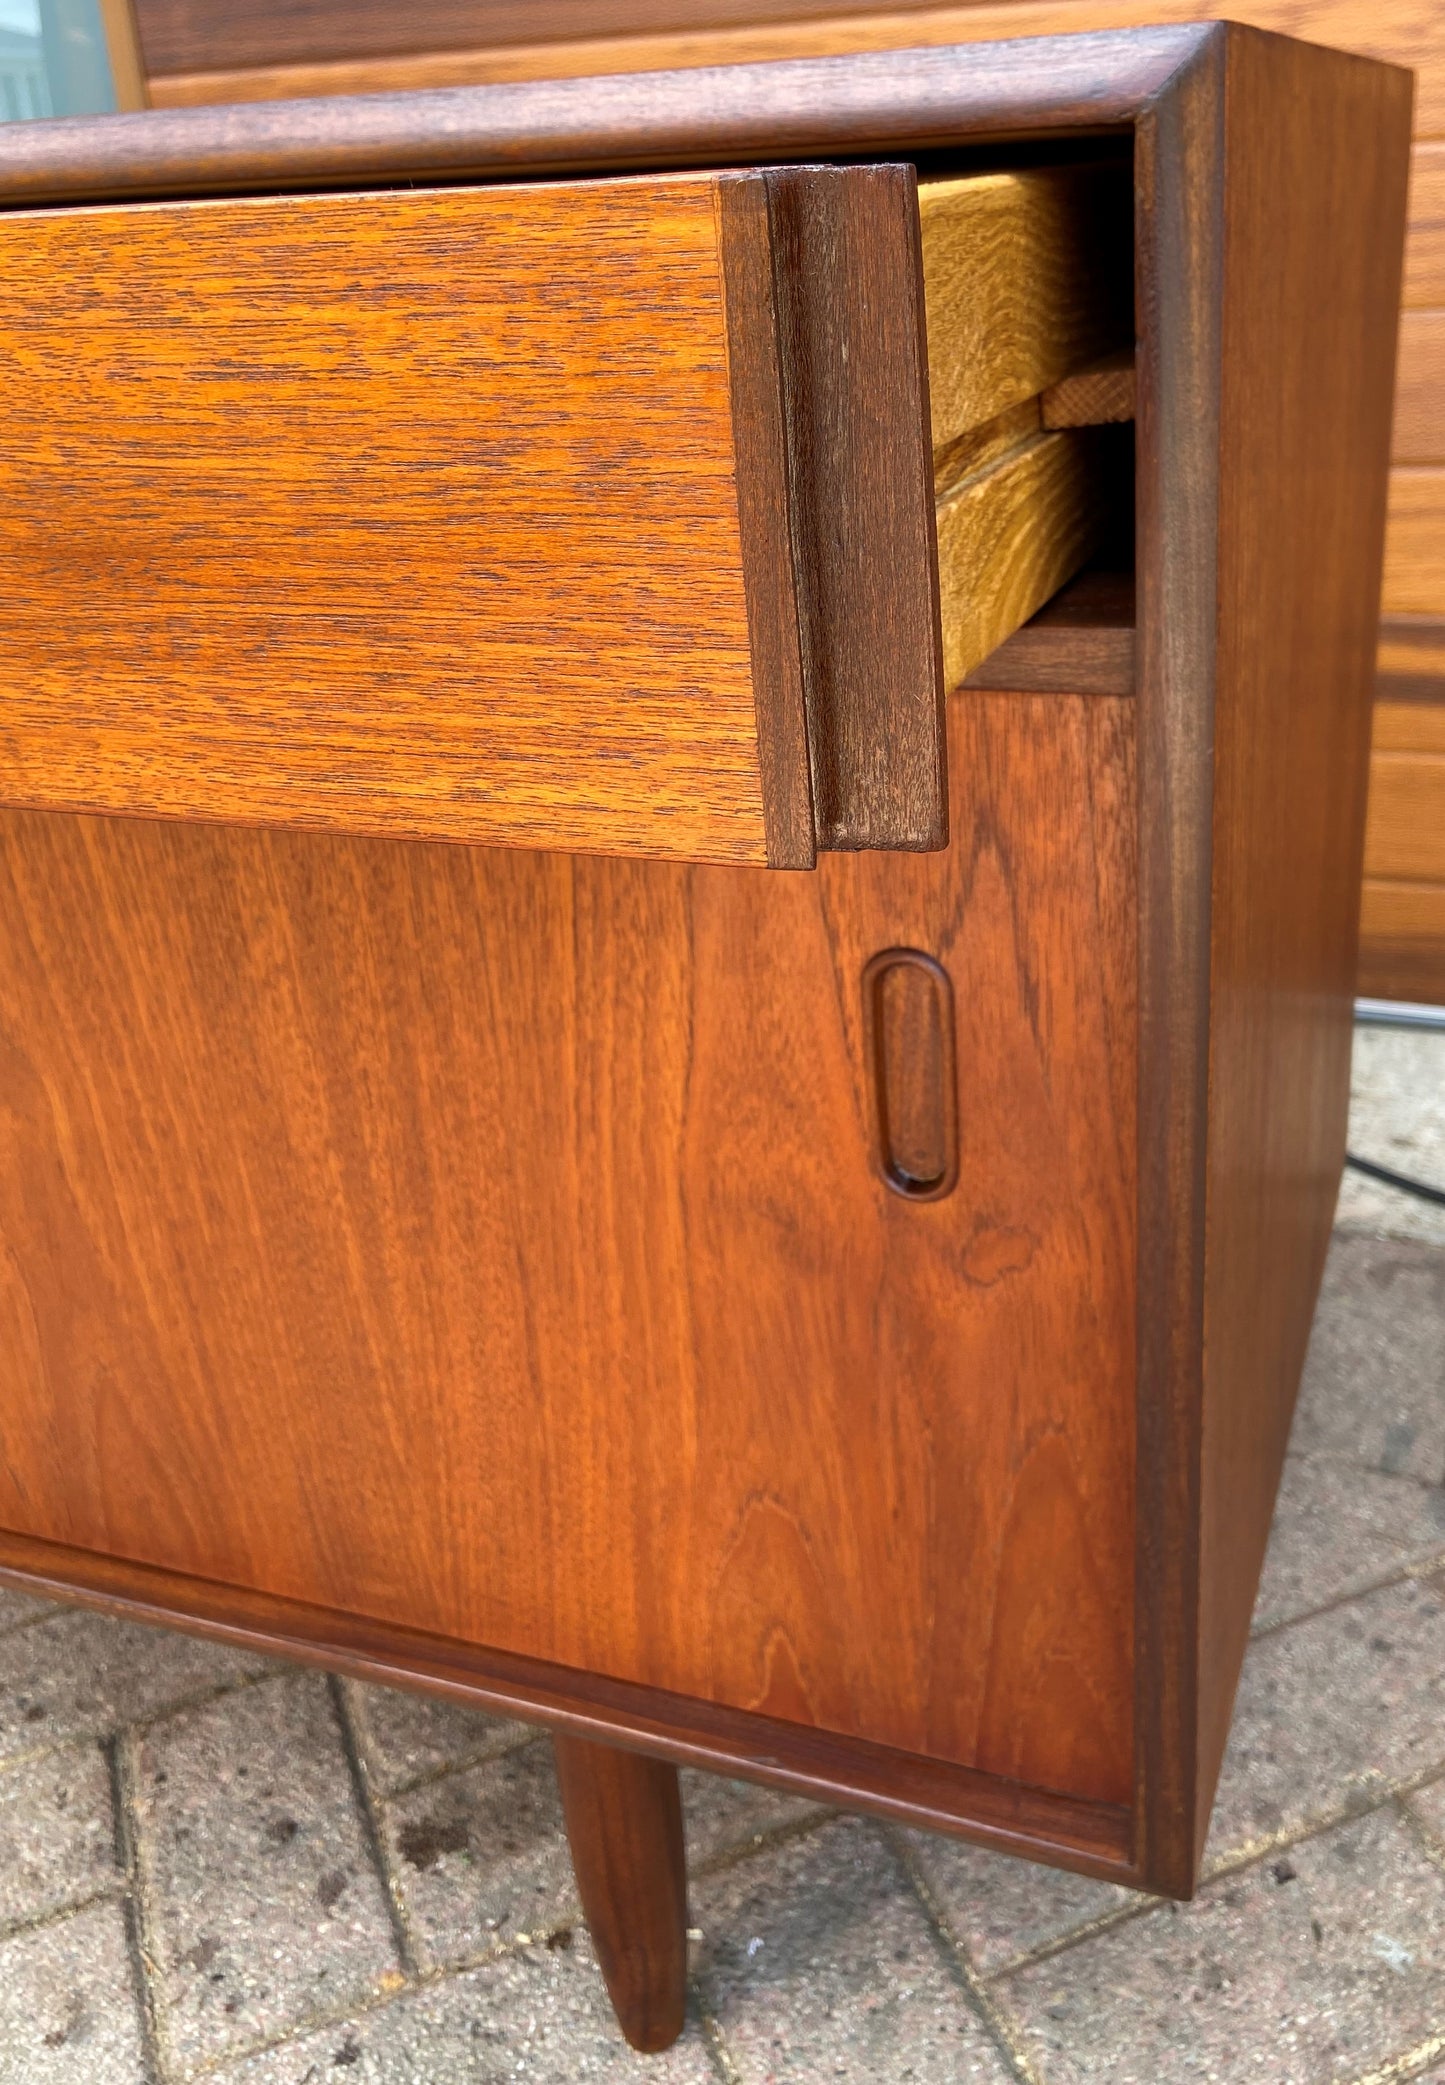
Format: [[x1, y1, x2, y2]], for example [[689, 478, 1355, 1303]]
[[0, 0, 117, 122]]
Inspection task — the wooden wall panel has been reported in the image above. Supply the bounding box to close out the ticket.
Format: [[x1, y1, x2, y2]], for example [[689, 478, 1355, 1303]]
[[135, 0, 1445, 136], [1405, 145, 1445, 305], [1383, 470, 1445, 614], [1358, 877, 1445, 999], [128, 0, 953, 78], [0, 691, 1138, 1807], [1364, 634, 1445, 1001], [1364, 748, 1445, 878], [1394, 314, 1445, 462]]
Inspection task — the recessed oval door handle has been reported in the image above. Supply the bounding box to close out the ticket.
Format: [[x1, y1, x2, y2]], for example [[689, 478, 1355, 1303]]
[[862, 949, 959, 1201]]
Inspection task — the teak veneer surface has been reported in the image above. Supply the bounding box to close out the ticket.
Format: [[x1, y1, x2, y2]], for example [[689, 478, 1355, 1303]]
[[0, 178, 771, 863], [962, 568, 1135, 694], [0, 20, 1407, 1913], [0, 30, 1216, 204], [0, 180, 724, 856], [0, 691, 1137, 1808], [0, 168, 941, 868], [553, 1738, 688, 2053], [1195, 28, 1409, 1844]]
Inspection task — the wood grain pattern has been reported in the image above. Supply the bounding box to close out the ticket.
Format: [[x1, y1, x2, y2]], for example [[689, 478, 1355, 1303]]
[[1373, 693, 1445, 749], [935, 427, 1118, 689], [718, 174, 816, 869], [1394, 312, 1445, 463], [0, 1524, 1137, 1883], [0, 688, 1137, 1809], [1130, 22, 1223, 1899], [98, 0, 150, 110], [766, 163, 945, 849], [1374, 708, 1445, 756], [0, 20, 1409, 1914], [1405, 146, 1445, 305], [0, 177, 769, 862], [1197, 23, 1410, 1847], [918, 165, 1131, 452], [1360, 685, 1445, 1000], [0, 167, 942, 864], [1377, 612, 1445, 698], [962, 568, 1134, 695], [1043, 347, 1136, 428], [0, 30, 1215, 206], [553, 1737, 688, 2053], [127, 0, 978, 78], [1358, 877, 1445, 1001], [119, 0, 1445, 140], [1384, 468, 1445, 612], [1363, 749, 1445, 878]]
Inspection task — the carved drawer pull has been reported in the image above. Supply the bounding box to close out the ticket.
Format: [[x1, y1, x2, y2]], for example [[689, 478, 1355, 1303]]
[[862, 948, 959, 1202]]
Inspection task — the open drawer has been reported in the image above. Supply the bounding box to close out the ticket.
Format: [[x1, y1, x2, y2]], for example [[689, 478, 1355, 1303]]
[[0, 159, 1131, 866]]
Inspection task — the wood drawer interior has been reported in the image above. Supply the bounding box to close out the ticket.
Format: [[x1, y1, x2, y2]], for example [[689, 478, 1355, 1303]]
[[920, 158, 1136, 695]]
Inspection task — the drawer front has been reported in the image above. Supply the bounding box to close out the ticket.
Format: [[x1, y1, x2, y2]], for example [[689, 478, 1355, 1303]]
[[0, 166, 941, 865]]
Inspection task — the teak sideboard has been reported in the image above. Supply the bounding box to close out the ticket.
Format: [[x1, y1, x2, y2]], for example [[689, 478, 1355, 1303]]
[[0, 23, 1410, 2052]]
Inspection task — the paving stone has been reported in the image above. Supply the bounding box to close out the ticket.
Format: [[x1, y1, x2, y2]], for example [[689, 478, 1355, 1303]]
[[1290, 1235, 1445, 1486], [380, 1738, 574, 1970], [901, 1829, 1142, 1976], [680, 1769, 827, 1871], [344, 1679, 532, 1797], [0, 1606, 271, 1763], [0, 1740, 118, 1927], [0, 1898, 147, 2084], [0, 1584, 54, 1634], [137, 1670, 401, 2072], [692, 1814, 1015, 2081], [1336, 1026, 1445, 1250], [211, 1930, 715, 2082], [1253, 1455, 1445, 1631], [1004, 1807, 1445, 2085], [1206, 1574, 1445, 1868]]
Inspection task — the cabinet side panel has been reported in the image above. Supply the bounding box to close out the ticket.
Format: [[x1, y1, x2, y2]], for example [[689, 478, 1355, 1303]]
[[0, 693, 1134, 1803], [1200, 29, 1412, 1835], [1132, 35, 1224, 1896]]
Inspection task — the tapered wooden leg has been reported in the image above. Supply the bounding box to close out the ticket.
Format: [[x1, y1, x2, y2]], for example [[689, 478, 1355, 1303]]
[[553, 1733, 688, 2052]]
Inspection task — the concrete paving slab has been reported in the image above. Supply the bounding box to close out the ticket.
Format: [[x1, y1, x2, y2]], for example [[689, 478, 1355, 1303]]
[[0, 1739, 117, 1929], [344, 1679, 533, 1797], [903, 1829, 1142, 1976], [0, 1584, 54, 1635], [1004, 1807, 1445, 2085], [1254, 1456, 1445, 1631], [137, 1670, 401, 2073], [1208, 1574, 1445, 1867], [1405, 1770, 1445, 1855], [0, 1899, 147, 2085], [379, 1738, 574, 1971], [693, 1814, 1016, 2082], [1290, 1236, 1445, 1486], [1336, 1026, 1445, 1249], [210, 1931, 717, 2083], [679, 1769, 827, 1872], [0, 1606, 271, 1764]]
